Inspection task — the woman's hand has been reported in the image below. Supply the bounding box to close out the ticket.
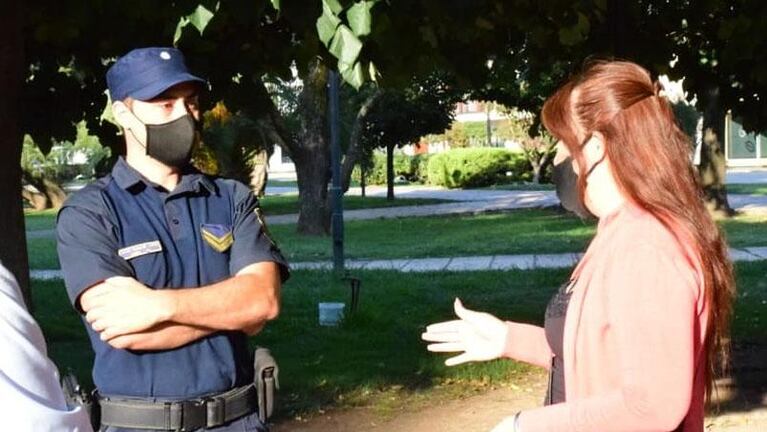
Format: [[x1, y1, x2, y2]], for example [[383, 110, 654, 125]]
[[421, 298, 509, 366]]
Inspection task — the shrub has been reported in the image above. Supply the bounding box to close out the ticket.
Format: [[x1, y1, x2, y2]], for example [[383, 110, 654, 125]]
[[426, 148, 529, 188], [353, 152, 430, 185]]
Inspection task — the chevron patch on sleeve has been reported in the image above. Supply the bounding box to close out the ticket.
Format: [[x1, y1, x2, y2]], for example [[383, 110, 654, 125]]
[[200, 224, 234, 252]]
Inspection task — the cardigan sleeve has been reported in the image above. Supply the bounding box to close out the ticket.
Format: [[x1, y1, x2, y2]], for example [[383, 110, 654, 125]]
[[518, 241, 701, 432], [503, 322, 553, 370]]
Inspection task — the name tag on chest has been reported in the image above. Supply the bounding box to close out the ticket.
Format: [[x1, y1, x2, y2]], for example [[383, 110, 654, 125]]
[[118, 240, 163, 260]]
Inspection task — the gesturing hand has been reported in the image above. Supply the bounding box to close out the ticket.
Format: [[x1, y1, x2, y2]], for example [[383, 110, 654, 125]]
[[81, 277, 174, 341], [421, 298, 509, 366]]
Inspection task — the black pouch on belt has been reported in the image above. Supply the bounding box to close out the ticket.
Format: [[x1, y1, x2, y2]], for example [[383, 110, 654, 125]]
[[61, 369, 100, 429], [254, 347, 279, 423]]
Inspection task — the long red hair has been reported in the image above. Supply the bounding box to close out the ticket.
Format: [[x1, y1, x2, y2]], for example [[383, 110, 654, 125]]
[[541, 60, 735, 403]]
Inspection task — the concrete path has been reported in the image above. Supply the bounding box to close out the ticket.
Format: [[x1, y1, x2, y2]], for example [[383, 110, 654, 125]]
[[265, 191, 767, 225], [726, 168, 767, 184], [267, 190, 559, 225], [30, 246, 767, 280]]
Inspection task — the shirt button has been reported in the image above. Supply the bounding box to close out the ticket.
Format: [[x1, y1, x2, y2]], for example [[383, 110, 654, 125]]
[[172, 219, 180, 225]]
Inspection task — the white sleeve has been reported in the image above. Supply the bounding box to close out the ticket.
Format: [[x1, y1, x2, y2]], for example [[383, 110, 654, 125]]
[[0, 264, 93, 432]]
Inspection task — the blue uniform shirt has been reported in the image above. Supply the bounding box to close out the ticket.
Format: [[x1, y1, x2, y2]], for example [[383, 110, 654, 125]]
[[56, 157, 289, 399]]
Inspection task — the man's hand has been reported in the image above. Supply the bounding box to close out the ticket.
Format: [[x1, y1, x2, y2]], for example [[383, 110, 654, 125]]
[[81, 277, 175, 341], [421, 298, 509, 366]]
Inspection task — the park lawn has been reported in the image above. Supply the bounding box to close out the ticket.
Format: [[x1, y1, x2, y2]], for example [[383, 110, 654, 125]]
[[725, 183, 767, 195], [481, 183, 556, 191], [24, 208, 58, 231], [24, 209, 767, 269], [35, 262, 767, 419], [269, 209, 595, 262], [258, 195, 448, 217], [20, 196, 448, 234]]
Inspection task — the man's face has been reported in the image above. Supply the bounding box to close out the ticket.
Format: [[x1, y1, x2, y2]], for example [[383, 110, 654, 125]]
[[129, 81, 201, 125]]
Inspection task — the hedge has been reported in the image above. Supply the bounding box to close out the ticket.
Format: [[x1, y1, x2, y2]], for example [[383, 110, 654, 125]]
[[426, 148, 530, 188], [353, 153, 431, 185]]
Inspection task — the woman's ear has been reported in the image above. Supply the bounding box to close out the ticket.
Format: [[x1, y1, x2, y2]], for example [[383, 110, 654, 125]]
[[588, 131, 606, 160]]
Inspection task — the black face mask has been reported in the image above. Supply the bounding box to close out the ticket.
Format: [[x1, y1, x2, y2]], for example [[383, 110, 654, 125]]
[[551, 155, 594, 219], [134, 113, 197, 168]]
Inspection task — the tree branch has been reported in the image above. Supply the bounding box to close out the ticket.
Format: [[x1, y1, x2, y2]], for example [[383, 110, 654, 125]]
[[341, 88, 383, 192]]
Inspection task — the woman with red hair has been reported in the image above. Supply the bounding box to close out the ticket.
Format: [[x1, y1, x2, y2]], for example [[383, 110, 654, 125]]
[[422, 60, 735, 431]]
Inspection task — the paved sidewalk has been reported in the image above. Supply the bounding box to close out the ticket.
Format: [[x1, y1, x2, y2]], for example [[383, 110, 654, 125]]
[[262, 183, 767, 225], [30, 246, 767, 280], [267, 191, 559, 225]]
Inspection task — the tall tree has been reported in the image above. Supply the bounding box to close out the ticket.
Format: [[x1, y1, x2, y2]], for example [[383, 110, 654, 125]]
[[359, 74, 461, 199], [0, 0, 31, 309]]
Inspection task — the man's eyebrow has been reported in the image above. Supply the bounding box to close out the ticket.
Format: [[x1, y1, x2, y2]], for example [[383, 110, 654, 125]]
[[148, 91, 199, 102]]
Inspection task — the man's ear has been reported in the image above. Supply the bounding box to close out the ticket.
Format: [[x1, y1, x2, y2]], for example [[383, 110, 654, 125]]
[[112, 101, 147, 145], [112, 101, 135, 130]]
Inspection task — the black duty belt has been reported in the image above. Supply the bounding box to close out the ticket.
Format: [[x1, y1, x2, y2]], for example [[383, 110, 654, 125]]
[[98, 384, 257, 431]]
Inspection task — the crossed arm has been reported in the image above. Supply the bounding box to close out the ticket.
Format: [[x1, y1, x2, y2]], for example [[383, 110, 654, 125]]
[[78, 261, 282, 351]]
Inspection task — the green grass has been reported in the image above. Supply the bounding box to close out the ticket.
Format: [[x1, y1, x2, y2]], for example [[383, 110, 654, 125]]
[[481, 183, 556, 191], [259, 195, 448, 217], [25, 209, 767, 269], [27, 237, 59, 269], [269, 209, 595, 262], [726, 183, 767, 195], [24, 208, 58, 231], [35, 263, 767, 418], [718, 213, 767, 248]]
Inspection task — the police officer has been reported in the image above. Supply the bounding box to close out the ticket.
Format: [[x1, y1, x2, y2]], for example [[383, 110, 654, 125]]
[[56, 47, 289, 432]]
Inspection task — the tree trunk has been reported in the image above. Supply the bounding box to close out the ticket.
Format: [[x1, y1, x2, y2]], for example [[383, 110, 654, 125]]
[[699, 86, 734, 216], [249, 63, 331, 235], [341, 89, 382, 192], [294, 152, 330, 234], [22, 171, 68, 209], [0, 0, 31, 309], [386, 143, 395, 201], [22, 186, 48, 211], [531, 163, 542, 184], [360, 168, 366, 198]]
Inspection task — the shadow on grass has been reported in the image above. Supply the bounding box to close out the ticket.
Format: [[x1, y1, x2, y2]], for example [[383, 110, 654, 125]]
[[33, 269, 566, 418], [33, 262, 767, 420], [711, 261, 767, 416]]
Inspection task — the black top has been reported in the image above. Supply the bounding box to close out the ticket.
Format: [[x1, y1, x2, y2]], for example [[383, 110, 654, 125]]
[[544, 280, 574, 405]]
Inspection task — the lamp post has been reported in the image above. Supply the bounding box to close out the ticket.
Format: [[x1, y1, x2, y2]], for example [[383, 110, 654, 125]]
[[328, 70, 344, 273]]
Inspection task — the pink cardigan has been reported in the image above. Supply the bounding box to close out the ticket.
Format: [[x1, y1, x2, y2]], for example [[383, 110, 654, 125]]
[[505, 204, 709, 432]]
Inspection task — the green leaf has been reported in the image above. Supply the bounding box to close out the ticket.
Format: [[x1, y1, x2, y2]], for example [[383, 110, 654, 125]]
[[475, 17, 494, 30], [188, 3, 217, 34], [173, 3, 219, 45], [328, 25, 363, 64], [419, 25, 438, 48], [338, 60, 353, 73], [270, 0, 280, 11], [340, 61, 365, 89], [558, 12, 589, 46], [317, 11, 341, 46], [323, 0, 343, 15], [99, 90, 120, 131], [173, 17, 190, 46], [368, 61, 379, 82], [347, 1, 375, 37]]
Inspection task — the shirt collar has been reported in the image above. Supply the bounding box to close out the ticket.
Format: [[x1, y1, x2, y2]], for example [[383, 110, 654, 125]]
[[112, 157, 216, 195]]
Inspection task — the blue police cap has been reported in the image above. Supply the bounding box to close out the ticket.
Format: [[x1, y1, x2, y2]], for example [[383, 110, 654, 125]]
[[106, 47, 206, 101]]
